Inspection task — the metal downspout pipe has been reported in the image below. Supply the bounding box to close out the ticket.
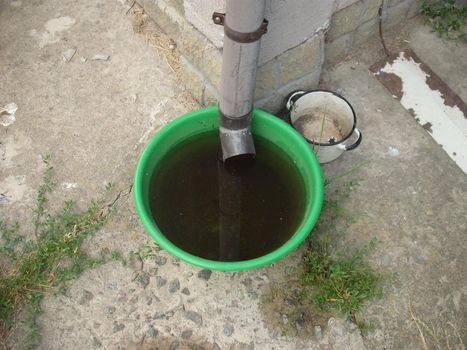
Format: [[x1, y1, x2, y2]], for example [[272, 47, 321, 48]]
[[213, 0, 268, 161]]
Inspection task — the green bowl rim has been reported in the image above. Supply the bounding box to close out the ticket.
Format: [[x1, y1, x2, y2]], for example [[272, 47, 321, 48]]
[[133, 106, 323, 271]]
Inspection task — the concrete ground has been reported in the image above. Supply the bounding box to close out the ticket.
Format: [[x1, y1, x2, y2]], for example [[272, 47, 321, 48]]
[[1, 1, 465, 350], [320, 19, 466, 349]]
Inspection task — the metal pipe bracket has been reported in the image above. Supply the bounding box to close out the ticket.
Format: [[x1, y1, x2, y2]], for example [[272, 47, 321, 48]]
[[212, 12, 268, 43]]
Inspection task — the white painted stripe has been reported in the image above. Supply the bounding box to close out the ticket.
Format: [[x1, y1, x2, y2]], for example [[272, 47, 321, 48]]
[[378, 52, 467, 174]]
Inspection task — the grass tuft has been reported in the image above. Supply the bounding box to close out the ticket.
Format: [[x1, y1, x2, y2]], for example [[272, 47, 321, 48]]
[[295, 176, 383, 328], [422, 0, 467, 40], [0, 156, 120, 348], [300, 239, 382, 317]]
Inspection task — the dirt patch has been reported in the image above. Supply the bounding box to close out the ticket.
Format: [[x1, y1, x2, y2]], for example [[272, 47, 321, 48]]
[[374, 70, 403, 100], [129, 3, 178, 71], [127, 1, 199, 111], [127, 335, 220, 350], [369, 55, 404, 101], [259, 262, 331, 340], [260, 286, 330, 339]]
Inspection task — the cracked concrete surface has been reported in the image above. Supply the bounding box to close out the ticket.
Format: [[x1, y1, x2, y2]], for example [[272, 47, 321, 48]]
[[1, 0, 466, 349], [1, 0, 365, 349]]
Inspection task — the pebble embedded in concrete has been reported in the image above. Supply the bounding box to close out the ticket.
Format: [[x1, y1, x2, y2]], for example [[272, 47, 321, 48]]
[[183, 310, 202, 326], [147, 326, 158, 338], [169, 341, 180, 350], [91, 53, 109, 61], [0, 194, 9, 205], [388, 146, 400, 157], [104, 306, 116, 315], [62, 182, 78, 189], [241, 277, 252, 288], [153, 312, 165, 320], [223, 323, 234, 337], [295, 319, 304, 332], [62, 47, 76, 62], [0, 102, 17, 126], [155, 276, 167, 288], [168, 279, 180, 293], [314, 325, 322, 340], [137, 273, 150, 288], [14, 175, 26, 185], [112, 323, 125, 333], [181, 329, 192, 339], [197, 269, 212, 281], [78, 290, 94, 305], [154, 255, 167, 266]]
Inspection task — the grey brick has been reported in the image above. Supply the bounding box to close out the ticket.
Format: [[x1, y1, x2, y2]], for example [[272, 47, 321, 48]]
[[385, 0, 412, 28], [361, 0, 383, 24], [327, 1, 362, 41], [255, 59, 277, 100], [256, 70, 320, 113], [354, 19, 379, 46], [279, 34, 322, 85], [325, 32, 353, 65]]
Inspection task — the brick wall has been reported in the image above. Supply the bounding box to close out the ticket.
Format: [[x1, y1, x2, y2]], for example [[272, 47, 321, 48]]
[[326, 0, 423, 64], [140, 0, 424, 112]]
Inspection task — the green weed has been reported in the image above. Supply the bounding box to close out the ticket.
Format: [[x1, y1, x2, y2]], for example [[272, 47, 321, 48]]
[[128, 242, 161, 269], [0, 156, 120, 348], [422, 0, 467, 40], [312, 105, 328, 155], [300, 239, 382, 318], [297, 176, 383, 326], [266, 173, 384, 338]]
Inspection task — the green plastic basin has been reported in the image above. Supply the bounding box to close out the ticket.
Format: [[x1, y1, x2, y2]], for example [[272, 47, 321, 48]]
[[133, 106, 323, 271]]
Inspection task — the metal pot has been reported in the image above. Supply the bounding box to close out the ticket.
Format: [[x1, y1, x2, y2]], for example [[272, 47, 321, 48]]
[[286, 89, 362, 164]]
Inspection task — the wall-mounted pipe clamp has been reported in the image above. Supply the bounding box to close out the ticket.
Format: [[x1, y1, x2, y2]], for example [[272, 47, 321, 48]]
[[212, 12, 268, 44]]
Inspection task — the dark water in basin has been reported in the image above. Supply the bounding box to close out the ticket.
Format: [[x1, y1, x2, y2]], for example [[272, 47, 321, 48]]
[[148, 130, 306, 262]]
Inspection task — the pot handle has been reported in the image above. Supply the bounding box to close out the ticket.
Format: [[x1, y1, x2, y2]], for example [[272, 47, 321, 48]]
[[286, 90, 306, 111], [339, 128, 362, 151]]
